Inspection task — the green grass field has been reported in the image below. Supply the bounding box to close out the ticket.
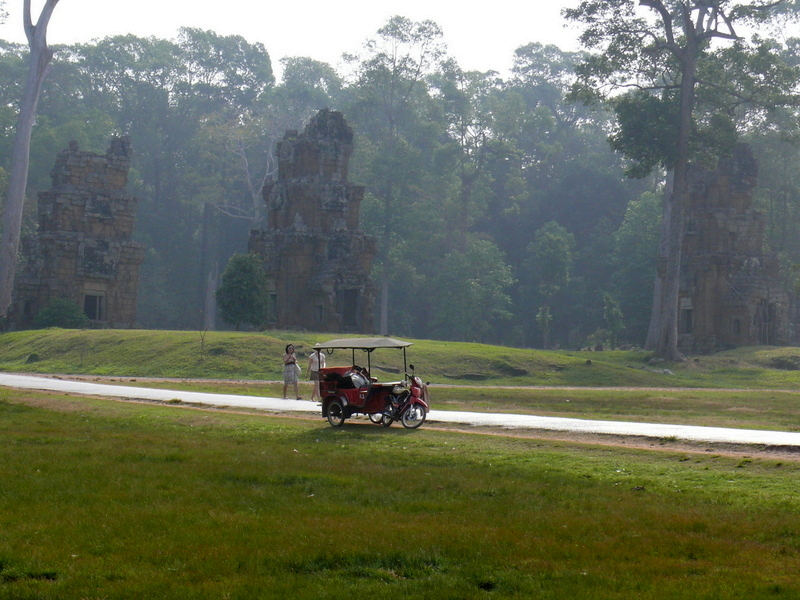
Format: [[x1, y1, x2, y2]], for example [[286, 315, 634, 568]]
[[4, 328, 800, 431], [5, 328, 800, 389], [3, 329, 800, 598], [2, 389, 800, 599]]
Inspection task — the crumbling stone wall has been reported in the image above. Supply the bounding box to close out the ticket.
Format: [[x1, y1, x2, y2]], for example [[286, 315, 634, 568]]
[[679, 143, 789, 352], [10, 137, 145, 328], [249, 109, 377, 332]]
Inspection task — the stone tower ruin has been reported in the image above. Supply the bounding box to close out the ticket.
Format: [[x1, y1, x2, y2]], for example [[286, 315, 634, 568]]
[[678, 143, 789, 352], [248, 109, 377, 332], [10, 137, 145, 328]]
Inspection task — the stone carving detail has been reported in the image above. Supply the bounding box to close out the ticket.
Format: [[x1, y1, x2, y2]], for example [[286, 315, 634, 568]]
[[249, 109, 377, 332], [679, 143, 789, 352], [10, 137, 145, 328]]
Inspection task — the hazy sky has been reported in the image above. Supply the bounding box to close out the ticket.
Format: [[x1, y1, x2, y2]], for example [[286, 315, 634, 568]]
[[0, 1, 583, 78]]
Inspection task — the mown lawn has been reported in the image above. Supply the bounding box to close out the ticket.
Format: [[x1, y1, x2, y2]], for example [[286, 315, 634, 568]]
[[85, 377, 800, 433], [1, 389, 800, 599], [7, 328, 800, 389]]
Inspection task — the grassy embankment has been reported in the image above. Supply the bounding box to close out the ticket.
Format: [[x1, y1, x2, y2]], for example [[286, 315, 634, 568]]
[[2, 328, 800, 430], [1, 389, 800, 599]]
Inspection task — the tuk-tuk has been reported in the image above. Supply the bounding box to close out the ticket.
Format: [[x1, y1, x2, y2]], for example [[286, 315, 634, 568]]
[[313, 337, 429, 429]]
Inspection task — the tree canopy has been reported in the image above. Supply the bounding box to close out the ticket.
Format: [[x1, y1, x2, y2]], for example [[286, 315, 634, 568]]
[[1, 13, 800, 351], [565, 0, 800, 359]]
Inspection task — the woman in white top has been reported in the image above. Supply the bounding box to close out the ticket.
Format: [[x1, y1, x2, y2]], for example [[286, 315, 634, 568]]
[[282, 344, 301, 399]]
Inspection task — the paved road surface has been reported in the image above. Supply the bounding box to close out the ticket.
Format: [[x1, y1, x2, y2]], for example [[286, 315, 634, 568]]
[[2, 373, 800, 448]]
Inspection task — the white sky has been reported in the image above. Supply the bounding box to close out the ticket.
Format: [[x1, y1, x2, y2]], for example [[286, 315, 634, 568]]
[[0, 1, 583, 79]]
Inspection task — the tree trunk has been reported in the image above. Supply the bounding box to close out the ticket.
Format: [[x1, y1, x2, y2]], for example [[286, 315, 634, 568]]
[[200, 202, 220, 330], [379, 272, 389, 335], [654, 182, 685, 361], [203, 261, 219, 331], [378, 179, 394, 336], [644, 171, 673, 350], [0, 0, 60, 320], [650, 34, 698, 362]]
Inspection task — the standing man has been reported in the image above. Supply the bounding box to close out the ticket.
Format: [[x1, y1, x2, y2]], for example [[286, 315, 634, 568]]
[[307, 349, 326, 401]]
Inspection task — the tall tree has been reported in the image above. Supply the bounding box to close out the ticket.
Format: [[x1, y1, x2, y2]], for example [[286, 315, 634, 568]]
[[429, 61, 502, 250], [429, 237, 515, 343], [0, 0, 60, 321], [565, 0, 797, 360], [344, 16, 445, 335], [484, 42, 639, 346], [612, 191, 662, 344], [520, 221, 576, 347], [274, 56, 342, 129]]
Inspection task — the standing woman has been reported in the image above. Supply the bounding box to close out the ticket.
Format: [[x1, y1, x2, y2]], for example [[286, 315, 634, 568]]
[[282, 344, 301, 399]]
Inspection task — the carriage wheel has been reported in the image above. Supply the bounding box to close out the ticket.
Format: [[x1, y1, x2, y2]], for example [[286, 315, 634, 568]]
[[326, 399, 345, 427]]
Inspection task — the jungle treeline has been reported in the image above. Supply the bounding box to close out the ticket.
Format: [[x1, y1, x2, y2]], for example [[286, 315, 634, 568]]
[[1, 17, 799, 349]]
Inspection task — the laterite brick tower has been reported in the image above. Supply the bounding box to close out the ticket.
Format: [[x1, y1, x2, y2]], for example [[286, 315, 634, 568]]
[[678, 143, 790, 352], [248, 109, 377, 332], [10, 137, 145, 328]]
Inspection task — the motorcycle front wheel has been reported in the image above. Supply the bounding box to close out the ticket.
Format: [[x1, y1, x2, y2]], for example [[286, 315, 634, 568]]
[[400, 404, 426, 429]]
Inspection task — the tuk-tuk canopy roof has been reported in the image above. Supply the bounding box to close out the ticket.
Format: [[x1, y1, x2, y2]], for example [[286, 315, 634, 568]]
[[313, 337, 412, 350]]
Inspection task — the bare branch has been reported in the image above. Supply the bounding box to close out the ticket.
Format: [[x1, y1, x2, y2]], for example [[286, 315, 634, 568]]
[[23, 0, 33, 43], [640, 0, 676, 45], [211, 204, 253, 220], [25, 0, 59, 48]]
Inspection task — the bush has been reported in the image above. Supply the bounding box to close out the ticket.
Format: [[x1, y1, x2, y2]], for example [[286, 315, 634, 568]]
[[215, 253, 269, 330], [33, 298, 90, 329]]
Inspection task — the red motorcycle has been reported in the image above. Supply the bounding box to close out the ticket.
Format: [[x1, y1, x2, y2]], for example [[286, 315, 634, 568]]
[[372, 369, 429, 428], [313, 337, 430, 429]]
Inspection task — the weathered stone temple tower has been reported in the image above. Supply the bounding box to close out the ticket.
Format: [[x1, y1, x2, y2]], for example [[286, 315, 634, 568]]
[[248, 109, 377, 332], [678, 144, 789, 352], [10, 137, 145, 328]]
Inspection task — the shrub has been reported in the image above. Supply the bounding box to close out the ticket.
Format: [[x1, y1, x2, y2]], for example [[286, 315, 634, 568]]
[[33, 298, 90, 329], [215, 253, 269, 331]]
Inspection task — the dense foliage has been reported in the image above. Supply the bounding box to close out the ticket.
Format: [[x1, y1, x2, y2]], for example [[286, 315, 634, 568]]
[[215, 252, 270, 331], [1, 15, 799, 349], [564, 0, 800, 360], [32, 298, 88, 329]]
